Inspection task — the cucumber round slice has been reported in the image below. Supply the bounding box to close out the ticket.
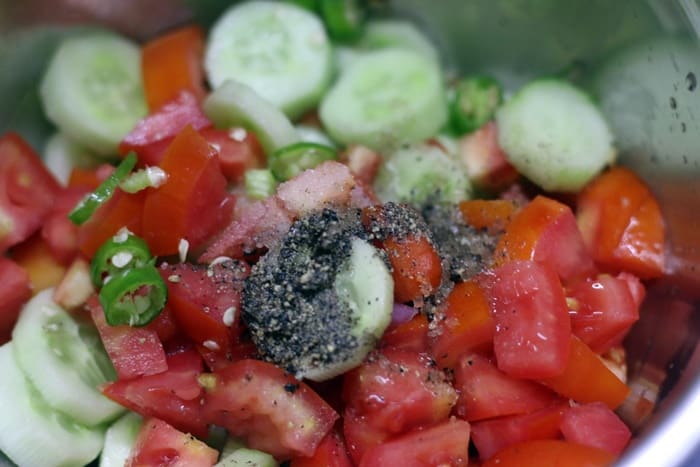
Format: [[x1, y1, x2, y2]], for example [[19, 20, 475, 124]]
[[43, 132, 99, 185], [205, 1, 333, 119], [496, 79, 616, 192], [12, 289, 124, 426], [374, 144, 471, 205], [100, 413, 143, 467], [0, 343, 104, 467], [204, 79, 300, 156], [358, 19, 440, 64], [215, 438, 278, 467], [39, 33, 147, 156], [319, 48, 448, 150]]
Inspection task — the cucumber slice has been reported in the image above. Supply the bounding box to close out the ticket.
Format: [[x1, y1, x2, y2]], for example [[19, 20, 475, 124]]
[[12, 289, 124, 426], [215, 438, 278, 467], [43, 132, 99, 185], [39, 33, 147, 156], [296, 124, 336, 147], [496, 79, 616, 192], [0, 342, 104, 467], [204, 79, 300, 156], [374, 144, 471, 205], [205, 1, 333, 119], [358, 19, 440, 64], [100, 413, 142, 467], [319, 48, 448, 150]]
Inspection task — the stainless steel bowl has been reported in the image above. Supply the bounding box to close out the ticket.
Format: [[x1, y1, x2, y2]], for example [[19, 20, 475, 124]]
[[1, 1, 699, 465]]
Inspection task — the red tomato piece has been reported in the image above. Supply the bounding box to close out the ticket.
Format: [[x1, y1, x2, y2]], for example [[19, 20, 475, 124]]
[[539, 335, 629, 410], [0, 257, 31, 343], [102, 349, 208, 437], [359, 418, 471, 467], [487, 260, 572, 379], [567, 274, 640, 354], [67, 164, 114, 190], [577, 167, 665, 279], [459, 199, 517, 233], [481, 439, 615, 467], [493, 195, 595, 282], [560, 402, 631, 456], [88, 296, 167, 380], [127, 418, 218, 467], [384, 235, 442, 303], [120, 91, 212, 166], [160, 260, 249, 370], [379, 312, 429, 353], [453, 353, 559, 422], [10, 234, 66, 293], [342, 410, 390, 465], [458, 121, 519, 192], [41, 186, 90, 265], [142, 126, 231, 256], [290, 427, 353, 467], [341, 145, 381, 185], [141, 25, 207, 111], [200, 128, 265, 183], [471, 402, 568, 461], [202, 359, 339, 460], [0, 133, 61, 252], [430, 280, 495, 369]]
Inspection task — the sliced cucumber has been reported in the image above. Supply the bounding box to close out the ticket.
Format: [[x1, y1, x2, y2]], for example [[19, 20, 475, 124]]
[[319, 48, 448, 150], [43, 132, 100, 185], [357, 19, 440, 64], [496, 79, 616, 192], [12, 289, 124, 426], [296, 124, 336, 147], [100, 413, 142, 467], [0, 342, 104, 467], [205, 1, 333, 119], [374, 144, 471, 205], [39, 33, 147, 156], [215, 438, 278, 467], [204, 79, 300, 156]]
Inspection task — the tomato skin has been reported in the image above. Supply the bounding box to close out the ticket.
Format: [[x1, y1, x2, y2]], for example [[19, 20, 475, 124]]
[[141, 25, 206, 111], [577, 167, 665, 279], [379, 313, 429, 353], [142, 126, 231, 256], [343, 410, 390, 465], [290, 427, 353, 467], [0, 133, 61, 252], [560, 402, 631, 456], [359, 418, 471, 467], [127, 418, 218, 467], [67, 164, 114, 190], [383, 235, 442, 304], [0, 257, 31, 343], [482, 439, 615, 467], [487, 260, 572, 379], [202, 359, 339, 460], [459, 199, 517, 233], [200, 128, 265, 183]]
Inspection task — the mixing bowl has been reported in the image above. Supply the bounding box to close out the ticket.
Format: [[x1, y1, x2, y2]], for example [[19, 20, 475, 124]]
[[1, 1, 699, 465]]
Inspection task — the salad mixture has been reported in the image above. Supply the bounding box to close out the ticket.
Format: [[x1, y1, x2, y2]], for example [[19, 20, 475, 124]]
[[0, 1, 668, 466]]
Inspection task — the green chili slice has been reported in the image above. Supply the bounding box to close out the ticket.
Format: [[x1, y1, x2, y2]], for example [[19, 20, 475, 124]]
[[68, 152, 137, 225], [269, 142, 337, 181], [90, 233, 153, 288], [320, 0, 366, 41], [449, 76, 503, 135], [99, 265, 167, 327]]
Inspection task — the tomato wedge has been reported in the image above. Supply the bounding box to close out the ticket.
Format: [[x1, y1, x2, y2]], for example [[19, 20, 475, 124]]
[[201, 128, 265, 183], [0, 257, 31, 343], [383, 235, 442, 304], [128, 418, 218, 467], [458, 199, 517, 233], [560, 402, 631, 456], [290, 427, 353, 467]]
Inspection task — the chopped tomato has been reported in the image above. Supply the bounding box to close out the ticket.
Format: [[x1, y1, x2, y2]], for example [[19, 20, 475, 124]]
[[0, 133, 61, 252], [160, 260, 249, 369], [41, 186, 89, 264], [471, 402, 568, 461], [430, 280, 495, 368], [458, 199, 517, 233], [142, 126, 231, 256], [67, 164, 114, 190], [202, 359, 339, 460], [359, 418, 471, 467], [10, 234, 66, 293], [481, 439, 615, 467], [577, 167, 665, 279], [0, 257, 31, 343], [343, 410, 390, 465], [493, 195, 595, 282], [127, 418, 218, 467], [379, 312, 429, 353], [341, 145, 381, 185], [487, 260, 572, 379], [539, 335, 629, 410], [343, 349, 457, 436], [384, 235, 442, 303], [567, 274, 640, 354], [560, 402, 631, 456], [102, 349, 208, 438], [290, 427, 353, 467], [453, 353, 559, 422], [145, 305, 181, 346], [458, 121, 519, 191], [88, 296, 168, 380], [201, 128, 265, 183], [141, 25, 207, 111]]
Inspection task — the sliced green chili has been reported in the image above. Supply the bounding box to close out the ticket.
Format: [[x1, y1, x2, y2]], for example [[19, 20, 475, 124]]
[[320, 0, 366, 41], [69, 152, 137, 225], [269, 142, 337, 181], [245, 168, 278, 200], [90, 233, 153, 288], [99, 265, 167, 327], [449, 76, 503, 135]]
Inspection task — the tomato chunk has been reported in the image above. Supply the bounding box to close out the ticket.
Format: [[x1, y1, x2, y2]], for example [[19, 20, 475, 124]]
[[10, 235, 66, 293], [343, 410, 390, 465], [202, 359, 339, 460], [458, 199, 517, 233], [290, 427, 353, 467], [560, 402, 631, 456], [0, 257, 31, 343], [482, 439, 615, 467], [487, 260, 572, 379], [201, 128, 265, 183], [380, 312, 429, 353], [41, 186, 90, 264], [127, 418, 218, 467], [458, 121, 519, 192]]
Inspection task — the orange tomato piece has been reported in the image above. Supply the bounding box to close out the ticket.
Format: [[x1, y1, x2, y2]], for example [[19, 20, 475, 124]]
[[458, 199, 517, 233], [482, 439, 615, 467], [384, 235, 442, 304], [381, 313, 429, 353], [11, 234, 66, 294]]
